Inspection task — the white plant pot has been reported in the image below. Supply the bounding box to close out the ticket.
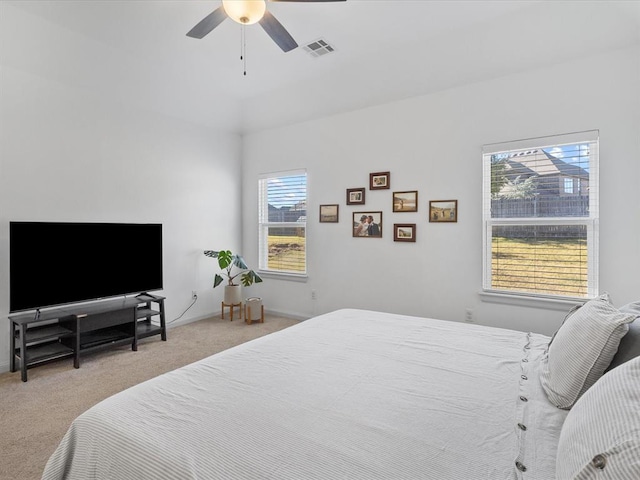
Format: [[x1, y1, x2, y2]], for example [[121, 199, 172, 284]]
[[223, 285, 242, 305]]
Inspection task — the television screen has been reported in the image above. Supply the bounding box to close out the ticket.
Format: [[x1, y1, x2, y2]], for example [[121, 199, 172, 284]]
[[10, 222, 163, 313]]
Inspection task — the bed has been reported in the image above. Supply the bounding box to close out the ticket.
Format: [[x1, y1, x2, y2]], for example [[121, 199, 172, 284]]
[[42, 300, 640, 480]]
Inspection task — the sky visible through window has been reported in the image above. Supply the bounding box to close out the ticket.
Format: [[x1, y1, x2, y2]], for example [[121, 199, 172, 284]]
[[544, 144, 590, 171], [268, 175, 307, 208], [491, 143, 590, 171]]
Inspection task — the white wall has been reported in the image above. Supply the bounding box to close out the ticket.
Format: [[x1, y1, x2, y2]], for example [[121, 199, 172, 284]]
[[242, 45, 640, 336], [0, 10, 243, 372]]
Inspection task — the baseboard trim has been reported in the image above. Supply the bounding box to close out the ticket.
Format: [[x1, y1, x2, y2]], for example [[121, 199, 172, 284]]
[[153, 309, 310, 331], [0, 359, 10, 374], [160, 312, 219, 329], [264, 309, 310, 322]]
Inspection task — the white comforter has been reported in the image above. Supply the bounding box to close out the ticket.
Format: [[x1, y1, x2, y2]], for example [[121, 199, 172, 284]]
[[42, 309, 567, 479]]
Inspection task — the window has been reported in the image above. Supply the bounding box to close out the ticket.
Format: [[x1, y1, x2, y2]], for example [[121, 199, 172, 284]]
[[482, 131, 599, 300], [563, 177, 575, 194], [258, 170, 307, 276]]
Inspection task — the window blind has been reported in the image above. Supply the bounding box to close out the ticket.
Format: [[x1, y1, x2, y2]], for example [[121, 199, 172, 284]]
[[258, 170, 307, 275], [482, 131, 599, 299]]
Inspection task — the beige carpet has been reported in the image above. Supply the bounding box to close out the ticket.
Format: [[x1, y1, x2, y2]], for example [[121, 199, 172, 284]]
[[0, 313, 301, 480]]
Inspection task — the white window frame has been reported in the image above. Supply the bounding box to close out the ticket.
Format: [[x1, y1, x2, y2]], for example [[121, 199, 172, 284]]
[[482, 131, 599, 303], [258, 169, 307, 279], [563, 177, 575, 194]]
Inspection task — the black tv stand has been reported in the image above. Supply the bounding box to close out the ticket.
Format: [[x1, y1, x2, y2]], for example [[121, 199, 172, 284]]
[[8, 295, 167, 382]]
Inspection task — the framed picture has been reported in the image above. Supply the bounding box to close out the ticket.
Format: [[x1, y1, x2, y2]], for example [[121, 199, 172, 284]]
[[346, 188, 366, 205], [394, 224, 416, 242], [353, 211, 383, 238], [319, 204, 339, 223], [393, 191, 418, 212], [429, 200, 458, 223], [369, 171, 390, 190]]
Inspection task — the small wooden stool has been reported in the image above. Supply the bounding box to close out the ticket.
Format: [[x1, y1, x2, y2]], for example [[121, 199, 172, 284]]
[[244, 297, 264, 325], [221, 302, 242, 321]]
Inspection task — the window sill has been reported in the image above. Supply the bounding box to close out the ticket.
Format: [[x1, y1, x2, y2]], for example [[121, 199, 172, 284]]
[[479, 290, 586, 311], [258, 271, 308, 283]]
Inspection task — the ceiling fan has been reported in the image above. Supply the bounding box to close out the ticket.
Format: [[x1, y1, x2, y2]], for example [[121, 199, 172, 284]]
[[187, 0, 346, 53]]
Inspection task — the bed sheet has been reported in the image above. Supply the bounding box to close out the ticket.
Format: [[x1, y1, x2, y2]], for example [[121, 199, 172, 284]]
[[42, 309, 567, 479]]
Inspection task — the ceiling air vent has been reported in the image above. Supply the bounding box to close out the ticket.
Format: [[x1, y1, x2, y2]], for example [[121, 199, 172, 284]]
[[303, 38, 336, 58]]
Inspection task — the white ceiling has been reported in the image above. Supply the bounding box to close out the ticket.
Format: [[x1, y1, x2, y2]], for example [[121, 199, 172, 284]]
[[3, 0, 639, 134]]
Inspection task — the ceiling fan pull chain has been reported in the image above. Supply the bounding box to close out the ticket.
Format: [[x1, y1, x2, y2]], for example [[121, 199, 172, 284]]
[[240, 25, 243, 61], [241, 25, 247, 76]]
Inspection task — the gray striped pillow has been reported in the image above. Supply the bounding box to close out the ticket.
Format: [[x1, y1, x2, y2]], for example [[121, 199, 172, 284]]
[[606, 301, 640, 371], [540, 293, 635, 409], [555, 355, 640, 479]]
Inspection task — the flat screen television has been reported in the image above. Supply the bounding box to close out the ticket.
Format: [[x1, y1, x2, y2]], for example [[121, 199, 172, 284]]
[[9, 222, 163, 313]]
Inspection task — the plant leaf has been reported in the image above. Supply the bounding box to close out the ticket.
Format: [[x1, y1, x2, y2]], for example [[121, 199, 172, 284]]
[[217, 250, 233, 269], [233, 255, 249, 270], [213, 274, 224, 288], [240, 270, 264, 287]]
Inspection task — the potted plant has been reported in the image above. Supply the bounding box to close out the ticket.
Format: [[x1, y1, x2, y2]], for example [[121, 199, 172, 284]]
[[204, 250, 262, 305]]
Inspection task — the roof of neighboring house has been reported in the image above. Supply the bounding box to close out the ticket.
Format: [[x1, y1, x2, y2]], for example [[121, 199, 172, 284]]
[[505, 149, 589, 179], [290, 200, 306, 211]]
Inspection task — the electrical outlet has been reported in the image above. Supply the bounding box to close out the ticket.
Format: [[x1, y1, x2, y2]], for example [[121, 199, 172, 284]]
[[465, 308, 474, 323], [192, 290, 198, 300], [311, 289, 317, 300]]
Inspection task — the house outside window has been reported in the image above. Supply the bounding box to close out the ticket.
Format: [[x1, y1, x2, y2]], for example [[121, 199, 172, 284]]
[[482, 131, 599, 300], [258, 170, 307, 276]]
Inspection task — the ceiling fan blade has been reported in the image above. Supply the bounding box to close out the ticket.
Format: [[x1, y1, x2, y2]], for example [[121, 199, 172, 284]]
[[259, 11, 298, 52], [186, 6, 228, 39]]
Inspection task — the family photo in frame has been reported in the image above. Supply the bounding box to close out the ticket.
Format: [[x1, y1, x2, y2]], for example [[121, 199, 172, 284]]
[[393, 191, 418, 212], [353, 211, 382, 237], [369, 171, 390, 190], [429, 200, 458, 222], [346, 188, 366, 205], [393, 224, 416, 242]]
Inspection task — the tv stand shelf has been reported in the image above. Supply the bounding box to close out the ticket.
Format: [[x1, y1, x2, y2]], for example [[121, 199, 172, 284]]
[[9, 294, 166, 382]]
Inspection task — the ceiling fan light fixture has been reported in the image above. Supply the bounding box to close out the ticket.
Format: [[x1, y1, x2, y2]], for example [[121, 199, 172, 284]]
[[222, 0, 266, 25]]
